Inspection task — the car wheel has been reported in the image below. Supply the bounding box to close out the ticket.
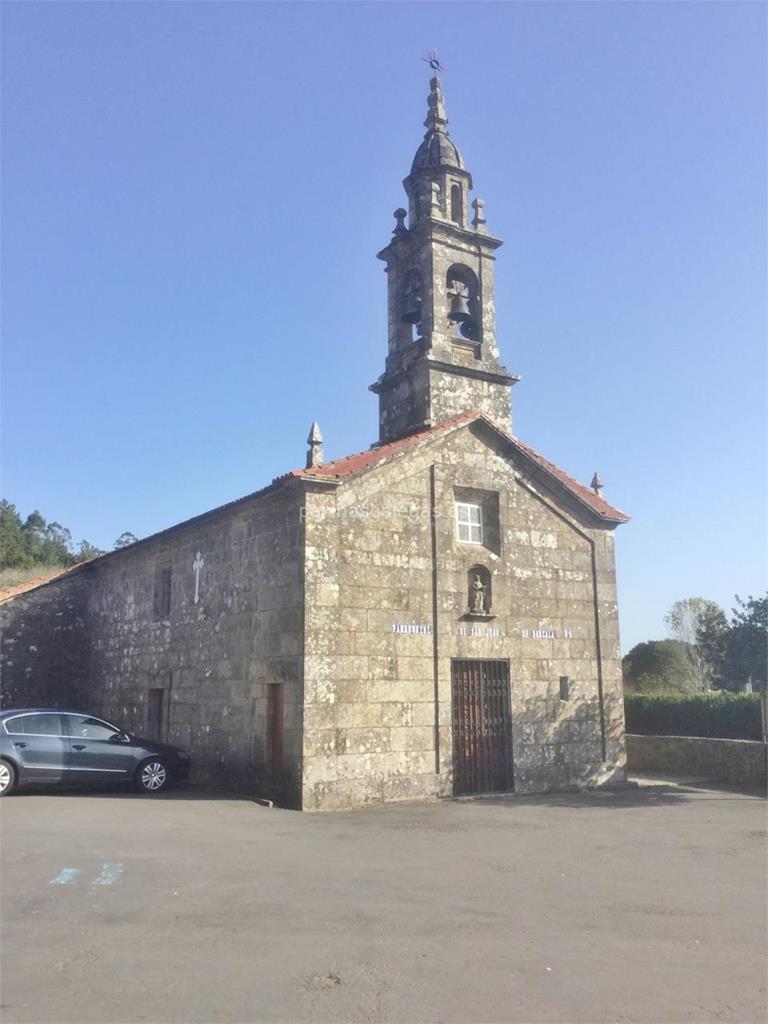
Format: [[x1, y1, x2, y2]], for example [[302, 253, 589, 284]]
[[136, 758, 169, 794], [0, 759, 17, 797]]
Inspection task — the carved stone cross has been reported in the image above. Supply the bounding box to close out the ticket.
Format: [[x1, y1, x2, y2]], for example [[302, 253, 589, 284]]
[[192, 552, 204, 605]]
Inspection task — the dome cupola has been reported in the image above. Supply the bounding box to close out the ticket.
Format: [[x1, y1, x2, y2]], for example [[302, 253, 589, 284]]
[[402, 76, 473, 230], [409, 77, 465, 173]]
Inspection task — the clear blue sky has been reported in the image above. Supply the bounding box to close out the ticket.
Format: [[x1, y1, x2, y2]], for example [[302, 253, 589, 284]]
[[2, 1, 765, 652]]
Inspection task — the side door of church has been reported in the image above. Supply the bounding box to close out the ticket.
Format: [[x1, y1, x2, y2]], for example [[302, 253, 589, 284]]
[[451, 659, 513, 796]]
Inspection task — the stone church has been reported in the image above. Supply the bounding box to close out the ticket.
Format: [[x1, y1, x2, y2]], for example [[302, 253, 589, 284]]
[[0, 77, 630, 810]]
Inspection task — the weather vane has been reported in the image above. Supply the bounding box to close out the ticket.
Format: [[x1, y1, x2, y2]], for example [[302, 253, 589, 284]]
[[422, 50, 447, 73]]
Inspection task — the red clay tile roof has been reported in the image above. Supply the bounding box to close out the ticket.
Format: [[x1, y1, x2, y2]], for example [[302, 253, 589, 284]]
[[295, 411, 629, 523], [294, 411, 478, 481], [511, 436, 630, 523]]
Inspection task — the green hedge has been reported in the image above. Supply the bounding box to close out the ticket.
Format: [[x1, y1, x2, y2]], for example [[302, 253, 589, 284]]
[[624, 693, 764, 741]]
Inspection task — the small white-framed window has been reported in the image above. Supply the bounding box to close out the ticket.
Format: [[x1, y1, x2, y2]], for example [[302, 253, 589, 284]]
[[455, 502, 483, 544]]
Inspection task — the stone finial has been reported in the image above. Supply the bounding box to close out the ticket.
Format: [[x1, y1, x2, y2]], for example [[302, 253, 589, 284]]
[[424, 76, 448, 133], [591, 472, 604, 497], [306, 422, 324, 469], [393, 208, 408, 238], [471, 197, 487, 233]]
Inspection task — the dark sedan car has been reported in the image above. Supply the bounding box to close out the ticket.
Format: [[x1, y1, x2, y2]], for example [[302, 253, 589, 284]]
[[0, 708, 191, 796]]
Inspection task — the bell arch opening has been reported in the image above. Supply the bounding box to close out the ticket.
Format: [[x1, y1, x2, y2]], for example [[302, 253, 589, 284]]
[[450, 183, 463, 225], [400, 268, 423, 341], [446, 264, 481, 343]]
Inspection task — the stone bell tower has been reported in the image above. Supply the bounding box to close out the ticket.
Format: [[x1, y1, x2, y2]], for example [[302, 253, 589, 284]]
[[370, 76, 519, 444]]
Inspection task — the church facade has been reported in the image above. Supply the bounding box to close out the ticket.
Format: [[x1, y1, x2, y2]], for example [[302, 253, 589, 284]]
[[0, 77, 629, 811]]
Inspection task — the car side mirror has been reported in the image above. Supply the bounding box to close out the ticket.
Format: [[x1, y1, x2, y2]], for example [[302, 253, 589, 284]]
[[109, 732, 131, 744]]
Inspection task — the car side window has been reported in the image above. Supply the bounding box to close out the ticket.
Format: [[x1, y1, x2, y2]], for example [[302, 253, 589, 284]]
[[62, 715, 121, 741], [5, 713, 63, 736], [4, 716, 28, 735]]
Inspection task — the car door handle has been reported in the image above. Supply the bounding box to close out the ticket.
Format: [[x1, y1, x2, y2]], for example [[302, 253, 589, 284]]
[[72, 744, 86, 751], [13, 742, 27, 749]]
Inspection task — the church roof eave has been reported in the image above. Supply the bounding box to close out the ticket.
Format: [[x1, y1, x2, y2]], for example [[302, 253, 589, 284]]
[[0, 475, 311, 603], [0, 562, 92, 604], [0, 415, 627, 607], [296, 411, 630, 525]]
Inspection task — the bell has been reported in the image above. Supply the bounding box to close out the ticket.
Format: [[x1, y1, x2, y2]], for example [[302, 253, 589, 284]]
[[402, 294, 422, 324], [459, 318, 479, 341], [448, 293, 471, 323]]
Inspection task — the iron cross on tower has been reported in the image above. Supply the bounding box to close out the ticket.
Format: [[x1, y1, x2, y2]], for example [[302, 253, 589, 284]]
[[422, 50, 447, 72]]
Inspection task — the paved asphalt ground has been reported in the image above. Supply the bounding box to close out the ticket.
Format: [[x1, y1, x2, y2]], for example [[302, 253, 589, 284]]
[[1, 782, 765, 1024]]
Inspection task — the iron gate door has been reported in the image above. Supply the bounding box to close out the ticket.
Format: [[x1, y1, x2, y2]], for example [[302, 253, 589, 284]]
[[451, 659, 513, 795]]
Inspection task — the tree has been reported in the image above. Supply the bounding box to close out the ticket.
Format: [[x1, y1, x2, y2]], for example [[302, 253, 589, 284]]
[[0, 501, 27, 568], [113, 532, 138, 549], [0, 498, 105, 572], [76, 540, 105, 562], [684, 593, 768, 693], [723, 595, 767, 693], [622, 640, 701, 694], [22, 510, 46, 535], [695, 603, 730, 689], [39, 521, 73, 566], [664, 597, 725, 691], [14, 509, 69, 567]]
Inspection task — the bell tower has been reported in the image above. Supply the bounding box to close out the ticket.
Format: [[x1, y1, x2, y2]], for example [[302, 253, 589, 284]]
[[370, 75, 519, 445]]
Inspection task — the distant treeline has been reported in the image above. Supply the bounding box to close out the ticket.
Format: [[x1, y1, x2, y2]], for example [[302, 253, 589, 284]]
[[0, 500, 137, 570], [623, 596, 767, 695]]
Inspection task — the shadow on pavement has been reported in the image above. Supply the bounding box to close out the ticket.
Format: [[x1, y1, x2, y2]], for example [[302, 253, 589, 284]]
[[7, 782, 263, 803], [460, 781, 765, 810], [629, 772, 767, 798], [9, 779, 765, 809]]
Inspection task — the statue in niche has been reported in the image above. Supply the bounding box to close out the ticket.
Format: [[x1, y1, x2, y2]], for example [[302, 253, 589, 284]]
[[470, 572, 488, 614]]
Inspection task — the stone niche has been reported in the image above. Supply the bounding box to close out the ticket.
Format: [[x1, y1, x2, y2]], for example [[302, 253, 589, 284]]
[[464, 564, 494, 619]]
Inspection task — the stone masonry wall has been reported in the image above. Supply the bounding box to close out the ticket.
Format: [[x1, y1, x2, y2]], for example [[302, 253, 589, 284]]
[[426, 364, 513, 435], [626, 734, 767, 788], [0, 485, 306, 803], [1, 573, 91, 710], [302, 420, 625, 810], [86, 485, 305, 800]]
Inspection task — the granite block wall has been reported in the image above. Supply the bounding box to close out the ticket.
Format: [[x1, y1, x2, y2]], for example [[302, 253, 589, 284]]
[[626, 734, 767, 788], [1, 422, 626, 811], [301, 420, 626, 810], [1, 573, 91, 710], [1, 484, 306, 803], [87, 486, 305, 799]]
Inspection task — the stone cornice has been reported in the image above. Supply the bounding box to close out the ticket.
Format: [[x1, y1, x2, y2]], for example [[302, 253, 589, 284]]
[[370, 355, 520, 394], [425, 358, 521, 387], [377, 219, 503, 263]]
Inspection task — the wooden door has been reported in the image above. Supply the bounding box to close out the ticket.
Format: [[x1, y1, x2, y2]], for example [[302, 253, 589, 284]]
[[147, 688, 164, 740], [267, 684, 284, 776], [451, 659, 512, 795]]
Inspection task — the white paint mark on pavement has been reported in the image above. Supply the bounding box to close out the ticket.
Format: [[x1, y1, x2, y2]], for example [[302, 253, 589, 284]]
[[50, 868, 79, 885], [93, 863, 123, 886]]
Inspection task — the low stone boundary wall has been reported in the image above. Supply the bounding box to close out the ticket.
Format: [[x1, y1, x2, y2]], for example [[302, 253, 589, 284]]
[[626, 734, 767, 788]]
